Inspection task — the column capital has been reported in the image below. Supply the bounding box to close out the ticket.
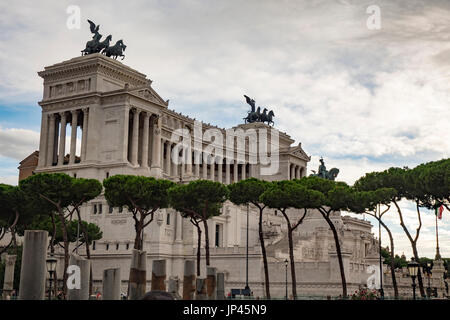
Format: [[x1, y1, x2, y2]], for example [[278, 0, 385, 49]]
[[71, 109, 79, 115], [48, 113, 56, 119], [59, 111, 67, 118], [82, 107, 89, 113], [133, 108, 141, 115]]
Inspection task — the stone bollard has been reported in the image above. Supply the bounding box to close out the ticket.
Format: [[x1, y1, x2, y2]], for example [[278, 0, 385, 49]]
[[216, 272, 225, 300], [102, 268, 121, 300], [195, 278, 207, 300], [128, 249, 147, 300], [67, 254, 90, 300], [2, 254, 17, 299], [183, 260, 196, 300], [168, 277, 181, 299], [19, 230, 48, 300], [151, 260, 166, 291], [206, 267, 217, 300]]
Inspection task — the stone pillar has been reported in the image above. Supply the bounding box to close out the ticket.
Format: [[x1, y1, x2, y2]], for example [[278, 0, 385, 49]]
[[218, 161, 223, 183], [81, 108, 89, 162], [19, 230, 48, 300], [233, 161, 238, 182], [195, 278, 207, 300], [151, 260, 166, 291], [57, 112, 67, 166], [37, 113, 48, 167], [194, 151, 200, 177], [225, 161, 230, 184], [186, 150, 193, 176], [69, 110, 78, 164], [131, 109, 140, 166], [295, 166, 300, 179], [210, 162, 215, 181], [206, 267, 217, 300], [290, 164, 295, 180], [175, 211, 183, 242], [67, 254, 90, 300], [432, 259, 446, 298], [150, 116, 162, 176], [47, 114, 56, 166], [164, 141, 171, 175], [172, 144, 179, 178], [2, 254, 17, 298], [202, 163, 208, 179], [216, 272, 225, 300], [183, 260, 196, 300], [141, 113, 150, 168], [102, 268, 121, 300], [168, 277, 181, 299], [241, 163, 246, 180], [128, 250, 147, 300]]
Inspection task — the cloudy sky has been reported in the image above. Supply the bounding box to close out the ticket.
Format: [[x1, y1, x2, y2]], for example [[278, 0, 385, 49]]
[[0, 0, 449, 258]]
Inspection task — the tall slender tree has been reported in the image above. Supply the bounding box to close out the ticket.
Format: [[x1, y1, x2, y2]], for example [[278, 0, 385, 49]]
[[169, 180, 228, 276], [300, 176, 355, 298], [349, 183, 399, 298], [228, 178, 272, 298], [260, 180, 323, 299]]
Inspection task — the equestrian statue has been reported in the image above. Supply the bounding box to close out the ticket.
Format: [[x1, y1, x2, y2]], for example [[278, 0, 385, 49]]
[[310, 157, 339, 180]]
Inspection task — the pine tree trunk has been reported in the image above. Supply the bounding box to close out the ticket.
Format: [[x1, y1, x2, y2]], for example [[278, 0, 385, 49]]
[[258, 208, 271, 298], [196, 224, 202, 276], [321, 211, 347, 297], [287, 226, 297, 299], [202, 219, 210, 266], [379, 219, 398, 298], [58, 212, 70, 298]]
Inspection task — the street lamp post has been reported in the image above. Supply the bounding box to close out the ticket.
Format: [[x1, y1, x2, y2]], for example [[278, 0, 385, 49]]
[[284, 259, 288, 300], [407, 259, 419, 300], [244, 203, 250, 295], [46, 255, 57, 300]]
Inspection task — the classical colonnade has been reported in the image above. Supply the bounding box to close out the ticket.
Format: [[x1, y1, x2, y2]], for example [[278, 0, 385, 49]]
[[289, 163, 305, 180], [38, 108, 88, 167]]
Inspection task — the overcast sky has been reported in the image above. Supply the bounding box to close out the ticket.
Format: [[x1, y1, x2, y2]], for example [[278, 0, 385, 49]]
[[0, 0, 449, 258]]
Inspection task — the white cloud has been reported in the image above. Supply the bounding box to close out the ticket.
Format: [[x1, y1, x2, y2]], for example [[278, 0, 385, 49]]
[[0, 126, 39, 160]]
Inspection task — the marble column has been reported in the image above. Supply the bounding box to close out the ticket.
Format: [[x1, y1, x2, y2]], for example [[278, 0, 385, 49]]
[[47, 114, 56, 166], [218, 160, 223, 183], [290, 164, 295, 180], [58, 112, 67, 166], [241, 163, 246, 180], [233, 161, 238, 182], [81, 108, 89, 162], [165, 141, 171, 176], [2, 254, 17, 298], [69, 110, 78, 164], [131, 109, 140, 166], [295, 166, 300, 179], [67, 254, 90, 300], [194, 151, 200, 177], [102, 268, 121, 300], [141, 112, 150, 168], [210, 161, 215, 181], [151, 260, 166, 291], [37, 113, 49, 167], [186, 150, 193, 176], [19, 230, 48, 300], [175, 210, 182, 242], [183, 260, 196, 300], [225, 161, 230, 184], [202, 163, 208, 180], [172, 144, 178, 177], [206, 267, 217, 300], [150, 116, 162, 176]]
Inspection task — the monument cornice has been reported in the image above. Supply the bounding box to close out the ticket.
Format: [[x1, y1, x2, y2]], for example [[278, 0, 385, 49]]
[[38, 54, 148, 86], [38, 93, 101, 111]]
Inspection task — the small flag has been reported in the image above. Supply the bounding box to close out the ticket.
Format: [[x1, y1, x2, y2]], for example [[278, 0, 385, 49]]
[[438, 205, 444, 220]]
